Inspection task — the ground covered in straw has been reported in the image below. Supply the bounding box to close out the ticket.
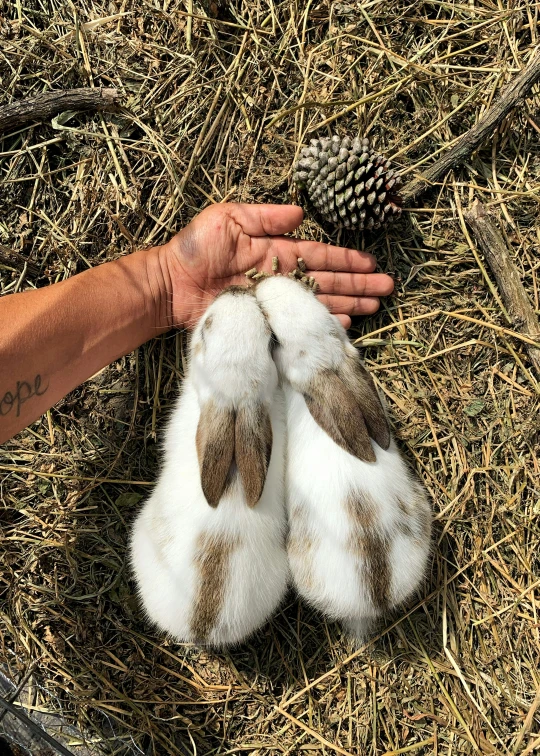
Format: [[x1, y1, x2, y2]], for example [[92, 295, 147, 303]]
[[1, 1, 539, 754]]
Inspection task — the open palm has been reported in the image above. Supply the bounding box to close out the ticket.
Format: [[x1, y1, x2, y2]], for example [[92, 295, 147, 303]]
[[164, 203, 394, 328]]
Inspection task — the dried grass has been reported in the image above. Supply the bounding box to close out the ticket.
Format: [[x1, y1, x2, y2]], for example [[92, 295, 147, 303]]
[[1, 1, 539, 754]]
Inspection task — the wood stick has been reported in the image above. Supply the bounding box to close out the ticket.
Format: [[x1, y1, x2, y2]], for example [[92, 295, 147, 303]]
[[0, 245, 41, 278], [401, 52, 540, 204], [464, 199, 540, 377], [0, 88, 120, 136]]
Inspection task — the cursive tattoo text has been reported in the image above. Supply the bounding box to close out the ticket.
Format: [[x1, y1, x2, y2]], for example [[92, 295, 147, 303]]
[[0, 374, 49, 418]]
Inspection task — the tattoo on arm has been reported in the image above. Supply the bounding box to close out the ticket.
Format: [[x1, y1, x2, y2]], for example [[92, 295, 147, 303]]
[[0, 374, 49, 418]]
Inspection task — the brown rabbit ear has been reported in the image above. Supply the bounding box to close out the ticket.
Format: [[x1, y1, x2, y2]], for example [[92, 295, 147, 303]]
[[196, 403, 236, 508], [303, 370, 377, 462], [340, 355, 391, 451], [234, 403, 273, 507]]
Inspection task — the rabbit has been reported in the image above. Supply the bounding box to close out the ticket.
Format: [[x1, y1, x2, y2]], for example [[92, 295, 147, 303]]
[[255, 275, 431, 642], [129, 285, 289, 647]]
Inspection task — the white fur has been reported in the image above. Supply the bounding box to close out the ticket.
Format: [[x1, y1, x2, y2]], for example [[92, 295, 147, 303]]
[[256, 276, 431, 640], [130, 290, 289, 647]]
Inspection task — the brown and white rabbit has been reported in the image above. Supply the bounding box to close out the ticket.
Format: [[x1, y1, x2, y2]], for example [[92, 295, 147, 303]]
[[130, 286, 288, 647], [255, 275, 431, 641]]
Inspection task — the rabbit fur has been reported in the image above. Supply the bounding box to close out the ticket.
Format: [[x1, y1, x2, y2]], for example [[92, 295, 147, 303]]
[[255, 275, 432, 641], [130, 286, 289, 647]]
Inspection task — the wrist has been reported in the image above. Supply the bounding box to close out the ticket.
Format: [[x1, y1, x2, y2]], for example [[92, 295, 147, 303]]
[[147, 244, 175, 333], [157, 232, 196, 328], [120, 244, 175, 335]]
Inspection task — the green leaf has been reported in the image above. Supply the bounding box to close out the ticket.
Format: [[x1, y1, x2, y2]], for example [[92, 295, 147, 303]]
[[115, 492, 144, 508], [51, 110, 79, 129], [463, 399, 485, 417], [37, 480, 50, 495]]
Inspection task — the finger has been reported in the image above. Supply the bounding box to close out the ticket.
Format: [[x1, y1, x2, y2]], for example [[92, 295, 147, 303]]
[[317, 294, 381, 316], [293, 240, 377, 273], [336, 314, 352, 329], [264, 237, 377, 273], [226, 203, 304, 237], [310, 271, 394, 298]]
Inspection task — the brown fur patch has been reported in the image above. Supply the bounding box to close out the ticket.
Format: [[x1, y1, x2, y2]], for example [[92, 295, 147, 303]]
[[346, 493, 390, 610], [397, 519, 415, 539], [196, 402, 236, 507], [287, 507, 317, 591], [363, 531, 391, 610], [340, 353, 390, 451], [235, 403, 273, 507], [216, 284, 255, 298], [411, 481, 432, 541], [397, 491, 431, 543], [190, 532, 236, 641], [304, 370, 376, 462], [203, 314, 213, 330], [287, 509, 317, 557], [346, 491, 377, 530], [397, 497, 410, 516], [396, 496, 416, 538], [416, 504, 432, 541], [193, 342, 202, 355]]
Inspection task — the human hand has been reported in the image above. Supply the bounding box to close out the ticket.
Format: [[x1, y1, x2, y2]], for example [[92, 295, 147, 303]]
[[160, 203, 394, 329]]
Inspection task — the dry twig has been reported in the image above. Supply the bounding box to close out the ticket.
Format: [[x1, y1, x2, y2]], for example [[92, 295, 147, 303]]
[[401, 52, 540, 204], [0, 245, 41, 278], [0, 88, 120, 135], [465, 199, 540, 377]]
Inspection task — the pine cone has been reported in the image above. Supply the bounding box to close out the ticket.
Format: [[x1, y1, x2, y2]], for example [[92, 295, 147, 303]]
[[293, 135, 402, 230]]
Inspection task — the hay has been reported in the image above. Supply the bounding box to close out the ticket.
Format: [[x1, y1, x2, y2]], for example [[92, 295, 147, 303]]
[[1, 1, 539, 754]]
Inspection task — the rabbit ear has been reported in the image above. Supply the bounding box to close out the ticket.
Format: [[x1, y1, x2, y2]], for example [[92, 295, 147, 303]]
[[303, 359, 390, 463], [235, 403, 273, 507], [340, 355, 391, 452], [304, 371, 377, 462], [196, 403, 236, 508]]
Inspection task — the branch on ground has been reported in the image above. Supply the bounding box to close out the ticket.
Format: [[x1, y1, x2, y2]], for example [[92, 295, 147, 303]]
[[0, 88, 121, 136], [465, 199, 540, 379], [0, 245, 41, 278], [401, 52, 540, 204]]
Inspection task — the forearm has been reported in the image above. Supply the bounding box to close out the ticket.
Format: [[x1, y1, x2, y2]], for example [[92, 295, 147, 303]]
[[0, 247, 172, 444]]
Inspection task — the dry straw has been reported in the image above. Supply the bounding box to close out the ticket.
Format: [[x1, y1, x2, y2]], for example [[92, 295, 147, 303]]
[[1, 1, 539, 755]]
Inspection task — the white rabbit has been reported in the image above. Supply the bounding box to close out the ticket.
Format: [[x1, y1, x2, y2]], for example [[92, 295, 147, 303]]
[[130, 286, 289, 647], [255, 275, 431, 641]]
